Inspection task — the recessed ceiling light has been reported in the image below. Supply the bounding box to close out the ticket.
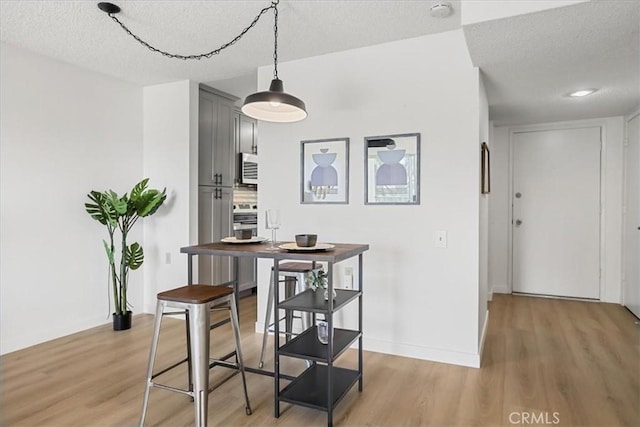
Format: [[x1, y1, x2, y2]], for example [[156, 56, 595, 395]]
[[568, 89, 598, 97]]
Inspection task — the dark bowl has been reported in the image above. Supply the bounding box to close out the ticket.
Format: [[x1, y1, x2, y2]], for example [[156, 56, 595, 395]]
[[234, 229, 253, 240], [295, 234, 317, 247]]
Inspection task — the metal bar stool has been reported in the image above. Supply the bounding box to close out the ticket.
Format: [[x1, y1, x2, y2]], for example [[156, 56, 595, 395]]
[[139, 284, 251, 427], [258, 262, 322, 368]]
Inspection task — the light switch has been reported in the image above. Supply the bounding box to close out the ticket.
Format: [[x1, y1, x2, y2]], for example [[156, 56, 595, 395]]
[[165, 252, 172, 264], [435, 230, 447, 248]]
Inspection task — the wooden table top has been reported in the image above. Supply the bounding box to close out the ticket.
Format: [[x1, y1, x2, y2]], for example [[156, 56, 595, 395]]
[[180, 241, 369, 263]]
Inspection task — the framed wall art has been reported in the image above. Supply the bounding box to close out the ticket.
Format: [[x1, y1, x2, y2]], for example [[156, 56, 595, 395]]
[[365, 133, 420, 205], [481, 142, 490, 194], [300, 137, 349, 204]]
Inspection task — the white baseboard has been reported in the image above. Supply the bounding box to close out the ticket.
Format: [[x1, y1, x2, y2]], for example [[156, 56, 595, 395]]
[[491, 285, 510, 296], [255, 321, 265, 333], [143, 303, 157, 314], [363, 337, 481, 368], [478, 310, 489, 367], [1, 314, 111, 355]]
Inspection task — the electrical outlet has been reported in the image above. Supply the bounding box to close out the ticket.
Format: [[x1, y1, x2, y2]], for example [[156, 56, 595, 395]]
[[343, 266, 354, 289]]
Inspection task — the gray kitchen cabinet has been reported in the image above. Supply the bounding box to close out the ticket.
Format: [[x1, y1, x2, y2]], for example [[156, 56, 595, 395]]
[[234, 109, 258, 155], [198, 186, 233, 285], [199, 87, 237, 187], [198, 85, 238, 285]]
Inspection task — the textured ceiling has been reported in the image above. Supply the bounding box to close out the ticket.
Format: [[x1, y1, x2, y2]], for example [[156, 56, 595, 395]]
[[464, 0, 640, 125], [1, 1, 638, 125], [0, 0, 461, 85]]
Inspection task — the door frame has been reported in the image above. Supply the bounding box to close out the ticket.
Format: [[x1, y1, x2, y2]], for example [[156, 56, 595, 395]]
[[507, 119, 607, 299], [622, 110, 640, 309]]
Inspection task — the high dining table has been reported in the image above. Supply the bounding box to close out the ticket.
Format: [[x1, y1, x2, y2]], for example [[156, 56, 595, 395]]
[[180, 241, 369, 427]]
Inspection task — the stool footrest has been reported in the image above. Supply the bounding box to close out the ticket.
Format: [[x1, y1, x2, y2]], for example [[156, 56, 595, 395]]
[[210, 318, 231, 330], [162, 310, 187, 316], [149, 381, 192, 397], [209, 359, 239, 370]]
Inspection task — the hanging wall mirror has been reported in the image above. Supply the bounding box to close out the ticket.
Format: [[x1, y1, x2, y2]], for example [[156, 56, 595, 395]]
[[365, 133, 420, 205]]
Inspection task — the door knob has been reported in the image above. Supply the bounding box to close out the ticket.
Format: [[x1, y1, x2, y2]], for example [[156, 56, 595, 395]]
[[515, 219, 522, 227]]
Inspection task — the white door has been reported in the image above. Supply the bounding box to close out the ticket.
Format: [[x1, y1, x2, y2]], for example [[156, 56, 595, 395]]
[[624, 114, 640, 318], [512, 127, 601, 299]]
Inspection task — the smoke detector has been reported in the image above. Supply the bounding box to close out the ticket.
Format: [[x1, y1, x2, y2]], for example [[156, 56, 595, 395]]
[[430, 1, 452, 18]]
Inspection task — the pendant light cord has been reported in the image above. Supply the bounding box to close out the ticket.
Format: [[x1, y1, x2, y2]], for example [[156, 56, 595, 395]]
[[103, 0, 280, 61], [272, 1, 279, 79]]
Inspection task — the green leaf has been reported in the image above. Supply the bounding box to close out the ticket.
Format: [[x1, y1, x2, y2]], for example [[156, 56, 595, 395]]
[[106, 190, 128, 215], [102, 239, 115, 264], [130, 178, 149, 203], [85, 191, 117, 226], [307, 269, 328, 290], [126, 242, 144, 270], [136, 188, 167, 217]]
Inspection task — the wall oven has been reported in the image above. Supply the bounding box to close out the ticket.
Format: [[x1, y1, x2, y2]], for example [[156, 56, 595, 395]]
[[233, 207, 258, 292]]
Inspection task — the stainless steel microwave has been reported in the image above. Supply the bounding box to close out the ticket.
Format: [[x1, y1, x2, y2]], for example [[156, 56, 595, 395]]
[[239, 153, 258, 185]]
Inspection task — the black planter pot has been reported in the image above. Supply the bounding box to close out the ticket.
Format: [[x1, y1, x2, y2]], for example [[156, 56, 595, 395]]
[[113, 311, 132, 331]]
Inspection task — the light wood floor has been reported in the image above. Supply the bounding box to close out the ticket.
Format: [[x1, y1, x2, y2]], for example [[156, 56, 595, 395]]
[[2, 294, 638, 426]]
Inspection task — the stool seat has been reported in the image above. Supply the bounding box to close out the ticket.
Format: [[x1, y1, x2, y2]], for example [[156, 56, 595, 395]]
[[277, 262, 317, 273], [157, 284, 233, 304]]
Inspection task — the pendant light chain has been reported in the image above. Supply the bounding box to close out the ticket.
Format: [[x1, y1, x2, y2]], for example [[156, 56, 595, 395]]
[[104, 0, 280, 61], [272, 2, 279, 79]]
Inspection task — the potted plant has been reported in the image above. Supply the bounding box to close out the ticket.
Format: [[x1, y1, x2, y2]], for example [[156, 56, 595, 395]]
[[85, 178, 167, 330], [307, 269, 336, 300]]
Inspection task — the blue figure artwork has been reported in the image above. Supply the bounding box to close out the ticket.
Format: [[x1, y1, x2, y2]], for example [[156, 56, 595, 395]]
[[310, 148, 338, 198], [376, 143, 407, 185]]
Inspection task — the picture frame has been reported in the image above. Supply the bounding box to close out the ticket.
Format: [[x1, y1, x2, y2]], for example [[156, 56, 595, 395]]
[[300, 137, 349, 204], [365, 133, 420, 205], [481, 142, 490, 194]]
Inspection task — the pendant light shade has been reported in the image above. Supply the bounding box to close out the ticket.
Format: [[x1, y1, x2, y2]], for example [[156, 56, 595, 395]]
[[242, 78, 307, 123]]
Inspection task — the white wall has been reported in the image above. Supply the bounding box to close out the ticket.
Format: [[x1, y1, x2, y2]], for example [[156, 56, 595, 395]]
[[478, 75, 489, 350], [461, 0, 589, 25], [256, 30, 484, 367], [0, 43, 143, 354], [142, 81, 199, 313], [622, 109, 640, 313], [207, 72, 257, 108], [489, 117, 625, 302]]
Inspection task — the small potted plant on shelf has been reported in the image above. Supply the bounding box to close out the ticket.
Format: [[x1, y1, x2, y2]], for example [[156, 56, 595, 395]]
[[85, 178, 167, 331], [307, 269, 336, 300]]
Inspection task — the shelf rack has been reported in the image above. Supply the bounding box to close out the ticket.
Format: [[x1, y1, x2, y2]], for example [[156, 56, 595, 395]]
[[273, 254, 365, 427]]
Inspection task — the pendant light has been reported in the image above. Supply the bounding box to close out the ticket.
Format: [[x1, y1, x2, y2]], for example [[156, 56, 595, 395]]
[[241, 2, 307, 122], [97, 1, 306, 122]]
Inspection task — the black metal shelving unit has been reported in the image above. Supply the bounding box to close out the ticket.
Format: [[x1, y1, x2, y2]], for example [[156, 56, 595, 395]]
[[273, 257, 364, 427]]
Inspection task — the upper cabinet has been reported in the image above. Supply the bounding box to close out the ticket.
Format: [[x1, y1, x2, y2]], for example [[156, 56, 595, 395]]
[[235, 109, 258, 155], [199, 86, 238, 187]]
